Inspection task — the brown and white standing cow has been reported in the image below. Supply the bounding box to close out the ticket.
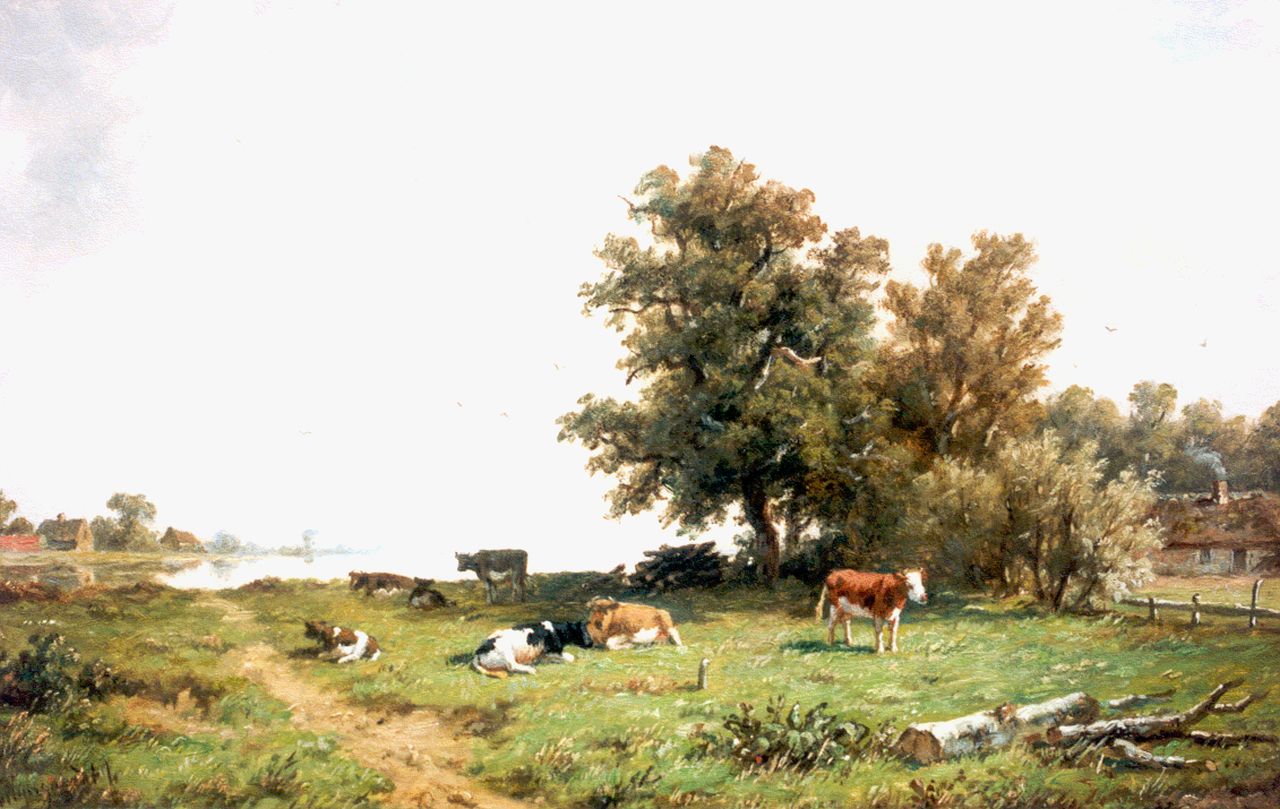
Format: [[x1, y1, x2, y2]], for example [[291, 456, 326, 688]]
[[814, 569, 928, 653]]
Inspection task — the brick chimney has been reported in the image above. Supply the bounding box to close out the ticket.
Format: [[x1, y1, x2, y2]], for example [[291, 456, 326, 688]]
[[1211, 479, 1229, 505]]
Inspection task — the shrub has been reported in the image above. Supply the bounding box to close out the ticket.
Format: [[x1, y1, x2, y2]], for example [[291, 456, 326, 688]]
[[693, 696, 873, 773], [0, 634, 82, 712], [0, 634, 143, 714]]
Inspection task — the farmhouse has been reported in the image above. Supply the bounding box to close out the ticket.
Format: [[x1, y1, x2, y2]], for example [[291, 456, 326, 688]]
[[159, 527, 206, 553], [0, 534, 42, 553], [36, 514, 94, 551], [1150, 480, 1280, 576]]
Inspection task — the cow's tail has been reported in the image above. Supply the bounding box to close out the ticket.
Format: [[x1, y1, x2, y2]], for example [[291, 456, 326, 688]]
[[472, 659, 508, 679], [814, 584, 828, 622]]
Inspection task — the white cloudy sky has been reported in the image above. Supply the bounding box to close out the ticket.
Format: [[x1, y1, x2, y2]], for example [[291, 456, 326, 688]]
[[2, 1, 1278, 576]]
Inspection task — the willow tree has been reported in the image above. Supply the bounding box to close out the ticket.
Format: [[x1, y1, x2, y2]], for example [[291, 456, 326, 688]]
[[879, 232, 1062, 460], [558, 147, 889, 582]]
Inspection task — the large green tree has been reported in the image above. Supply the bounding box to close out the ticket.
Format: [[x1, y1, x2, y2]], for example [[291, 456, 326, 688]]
[[1043, 385, 1126, 475], [558, 147, 889, 582], [95, 492, 159, 551], [878, 232, 1063, 460]]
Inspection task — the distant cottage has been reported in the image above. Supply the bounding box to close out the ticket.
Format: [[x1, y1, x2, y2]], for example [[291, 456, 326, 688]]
[[159, 527, 206, 553], [36, 514, 94, 552], [1150, 480, 1280, 576]]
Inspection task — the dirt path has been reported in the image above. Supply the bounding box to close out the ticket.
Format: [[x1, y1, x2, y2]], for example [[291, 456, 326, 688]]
[[202, 595, 531, 809]]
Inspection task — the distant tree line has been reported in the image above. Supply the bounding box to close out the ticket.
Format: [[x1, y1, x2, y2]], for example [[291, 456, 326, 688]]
[[0, 490, 211, 553], [559, 146, 1274, 610]]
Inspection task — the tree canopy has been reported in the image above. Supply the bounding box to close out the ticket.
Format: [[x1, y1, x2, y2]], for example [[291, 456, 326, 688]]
[[878, 232, 1063, 460], [558, 147, 889, 581]]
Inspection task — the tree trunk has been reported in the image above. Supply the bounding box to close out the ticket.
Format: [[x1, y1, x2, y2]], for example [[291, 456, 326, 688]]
[[742, 478, 781, 584], [894, 693, 1099, 764]]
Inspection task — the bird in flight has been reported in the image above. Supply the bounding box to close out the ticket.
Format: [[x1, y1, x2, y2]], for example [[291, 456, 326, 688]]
[[500, 411, 509, 418], [1200, 339, 1208, 348], [1104, 325, 1118, 333], [553, 363, 562, 371], [456, 401, 463, 408]]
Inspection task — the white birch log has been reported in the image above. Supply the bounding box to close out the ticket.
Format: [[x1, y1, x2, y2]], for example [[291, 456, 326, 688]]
[[894, 693, 1100, 764]]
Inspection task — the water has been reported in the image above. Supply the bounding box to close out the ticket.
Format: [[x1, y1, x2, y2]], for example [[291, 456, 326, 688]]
[[157, 550, 459, 590]]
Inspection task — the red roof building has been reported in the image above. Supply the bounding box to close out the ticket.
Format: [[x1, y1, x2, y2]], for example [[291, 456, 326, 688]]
[[0, 534, 42, 553]]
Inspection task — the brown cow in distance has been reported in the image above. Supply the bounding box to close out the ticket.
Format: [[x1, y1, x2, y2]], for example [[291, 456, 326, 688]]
[[814, 569, 928, 653], [348, 571, 416, 597]]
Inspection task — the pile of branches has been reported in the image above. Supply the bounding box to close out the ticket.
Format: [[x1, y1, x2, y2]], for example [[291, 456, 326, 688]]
[[895, 680, 1275, 771], [631, 542, 726, 592]]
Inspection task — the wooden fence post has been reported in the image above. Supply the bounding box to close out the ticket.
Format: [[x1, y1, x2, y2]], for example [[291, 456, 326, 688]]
[[1191, 593, 1201, 627], [697, 658, 710, 691], [1148, 596, 1159, 623], [1250, 579, 1263, 629]]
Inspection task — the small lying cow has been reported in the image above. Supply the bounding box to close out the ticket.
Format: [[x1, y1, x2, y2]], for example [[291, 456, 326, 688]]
[[472, 621, 593, 678], [586, 597, 683, 650], [407, 578, 454, 609], [304, 620, 382, 663], [348, 570, 416, 597], [814, 568, 928, 653]]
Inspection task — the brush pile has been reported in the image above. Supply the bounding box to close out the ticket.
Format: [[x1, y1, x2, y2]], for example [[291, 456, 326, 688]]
[[630, 542, 726, 592]]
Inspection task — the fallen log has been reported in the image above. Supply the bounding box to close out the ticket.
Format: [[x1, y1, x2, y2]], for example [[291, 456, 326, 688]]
[[1048, 680, 1259, 746], [894, 693, 1100, 764]]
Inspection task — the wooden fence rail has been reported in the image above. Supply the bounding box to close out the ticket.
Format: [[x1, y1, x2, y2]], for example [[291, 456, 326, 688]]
[[1120, 579, 1276, 627]]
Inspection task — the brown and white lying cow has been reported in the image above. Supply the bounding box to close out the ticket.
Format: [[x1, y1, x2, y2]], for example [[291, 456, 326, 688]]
[[814, 569, 928, 653], [586, 597, 683, 650], [348, 570, 415, 597]]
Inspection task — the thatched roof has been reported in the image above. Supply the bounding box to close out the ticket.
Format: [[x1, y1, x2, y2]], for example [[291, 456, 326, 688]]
[[36, 517, 91, 545], [1151, 493, 1280, 550], [160, 527, 205, 551]]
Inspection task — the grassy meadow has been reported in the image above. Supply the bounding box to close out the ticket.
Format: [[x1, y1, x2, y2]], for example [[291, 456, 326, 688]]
[[0, 570, 1278, 808]]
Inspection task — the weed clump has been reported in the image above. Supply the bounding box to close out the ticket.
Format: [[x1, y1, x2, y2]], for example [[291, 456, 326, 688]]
[[692, 695, 876, 773]]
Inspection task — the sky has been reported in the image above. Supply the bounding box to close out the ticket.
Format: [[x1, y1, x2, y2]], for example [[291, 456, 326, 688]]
[[2, 1, 1279, 577]]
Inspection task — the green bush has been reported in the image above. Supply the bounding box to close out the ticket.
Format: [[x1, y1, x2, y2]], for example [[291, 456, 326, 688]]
[[0, 634, 83, 712], [693, 695, 874, 773]]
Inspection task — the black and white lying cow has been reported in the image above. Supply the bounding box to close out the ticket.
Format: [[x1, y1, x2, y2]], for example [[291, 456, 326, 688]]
[[471, 620, 592, 678]]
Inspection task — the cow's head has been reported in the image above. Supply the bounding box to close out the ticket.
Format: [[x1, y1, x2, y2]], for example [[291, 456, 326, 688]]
[[348, 571, 367, 590], [455, 552, 476, 572], [900, 569, 928, 604], [560, 621, 594, 649], [304, 620, 332, 643]]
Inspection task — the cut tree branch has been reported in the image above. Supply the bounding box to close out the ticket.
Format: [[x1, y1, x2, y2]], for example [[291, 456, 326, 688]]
[[772, 346, 822, 367]]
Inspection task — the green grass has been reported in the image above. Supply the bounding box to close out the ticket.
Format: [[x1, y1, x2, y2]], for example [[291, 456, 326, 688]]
[[2, 573, 1278, 808], [223, 574, 1280, 808]]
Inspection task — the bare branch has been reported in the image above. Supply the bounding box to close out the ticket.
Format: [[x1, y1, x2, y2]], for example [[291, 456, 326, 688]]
[[772, 346, 822, 367]]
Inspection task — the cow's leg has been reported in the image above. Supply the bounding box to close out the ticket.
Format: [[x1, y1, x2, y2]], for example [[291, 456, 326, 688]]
[[484, 578, 495, 604], [510, 663, 537, 675], [826, 609, 836, 645], [605, 636, 634, 651], [843, 617, 853, 646], [872, 617, 884, 653], [888, 616, 901, 653]]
